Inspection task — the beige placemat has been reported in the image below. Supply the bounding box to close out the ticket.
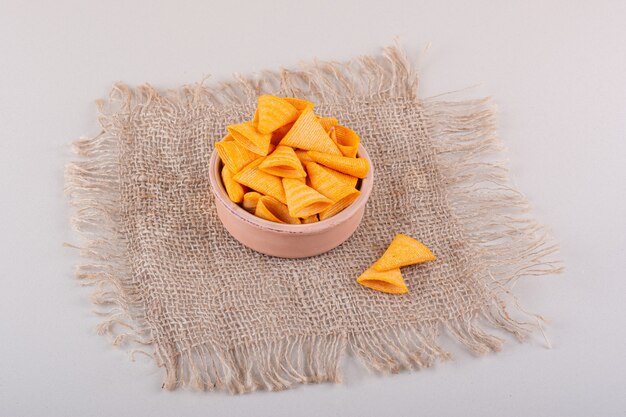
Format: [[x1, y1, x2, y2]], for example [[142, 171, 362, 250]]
[[65, 45, 562, 393]]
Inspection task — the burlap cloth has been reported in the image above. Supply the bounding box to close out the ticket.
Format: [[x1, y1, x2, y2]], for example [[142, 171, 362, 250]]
[[66, 45, 561, 393]]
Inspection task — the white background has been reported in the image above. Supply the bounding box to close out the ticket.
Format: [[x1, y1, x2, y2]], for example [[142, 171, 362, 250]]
[[1, 1, 625, 416]]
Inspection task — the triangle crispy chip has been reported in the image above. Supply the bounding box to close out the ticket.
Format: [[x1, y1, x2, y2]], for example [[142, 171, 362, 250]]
[[228, 122, 272, 156], [322, 165, 358, 189], [295, 149, 315, 164], [306, 162, 359, 201], [306, 162, 360, 219], [372, 234, 437, 272], [301, 215, 319, 224], [215, 139, 263, 174], [283, 97, 314, 111], [221, 165, 246, 203], [255, 196, 301, 224], [307, 151, 369, 178], [257, 95, 300, 134], [242, 191, 262, 213], [357, 267, 408, 294], [282, 178, 333, 218], [279, 108, 342, 155], [303, 157, 357, 188], [259, 145, 307, 178], [308, 160, 361, 220], [332, 125, 360, 158], [232, 158, 286, 204], [318, 192, 361, 220], [317, 116, 338, 132], [271, 122, 294, 144]]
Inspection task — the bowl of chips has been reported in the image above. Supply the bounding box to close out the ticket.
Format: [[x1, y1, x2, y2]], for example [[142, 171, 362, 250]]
[[208, 95, 374, 258]]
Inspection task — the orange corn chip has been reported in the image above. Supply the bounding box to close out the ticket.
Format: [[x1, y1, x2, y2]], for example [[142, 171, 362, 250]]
[[215, 139, 263, 174], [309, 162, 358, 189], [271, 122, 294, 144], [223, 133, 235, 142], [357, 267, 408, 294], [301, 215, 319, 224], [317, 116, 338, 132], [232, 158, 286, 204], [228, 122, 272, 156], [295, 149, 314, 164], [306, 162, 358, 200], [279, 108, 341, 155], [259, 145, 306, 178], [242, 191, 262, 213], [282, 178, 333, 218], [255, 196, 301, 224], [320, 165, 358, 188], [372, 234, 437, 272], [332, 125, 360, 158], [283, 97, 314, 111], [257, 95, 299, 134], [221, 165, 245, 203], [319, 192, 361, 220], [306, 162, 361, 220], [307, 151, 369, 178]]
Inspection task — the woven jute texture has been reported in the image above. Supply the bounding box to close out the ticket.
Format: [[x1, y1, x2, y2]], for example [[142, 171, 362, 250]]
[[66, 45, 562, 393]]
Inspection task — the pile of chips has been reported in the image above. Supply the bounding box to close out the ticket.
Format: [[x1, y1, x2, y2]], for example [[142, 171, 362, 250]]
[[215, 95, 369, 224]]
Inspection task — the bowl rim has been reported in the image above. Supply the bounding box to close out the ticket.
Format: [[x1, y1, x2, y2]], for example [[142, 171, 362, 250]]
[[208, 144, 374, 234]]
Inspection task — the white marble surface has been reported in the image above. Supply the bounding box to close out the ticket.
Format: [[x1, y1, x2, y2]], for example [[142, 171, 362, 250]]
[[1, 1, 625, 416]]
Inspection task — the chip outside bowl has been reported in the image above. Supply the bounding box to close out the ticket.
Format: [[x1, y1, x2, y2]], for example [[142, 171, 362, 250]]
[[208, 144, 374, 258]]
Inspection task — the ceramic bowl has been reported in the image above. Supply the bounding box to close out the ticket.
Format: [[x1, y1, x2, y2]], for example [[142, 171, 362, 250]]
[[208, 145, 374, 258]]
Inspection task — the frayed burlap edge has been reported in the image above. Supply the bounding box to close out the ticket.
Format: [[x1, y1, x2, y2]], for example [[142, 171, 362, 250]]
[[65, 44, 562, 393]]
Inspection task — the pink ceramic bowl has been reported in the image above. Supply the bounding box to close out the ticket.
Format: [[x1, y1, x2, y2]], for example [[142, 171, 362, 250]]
[[208, 145, 374, 258]]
